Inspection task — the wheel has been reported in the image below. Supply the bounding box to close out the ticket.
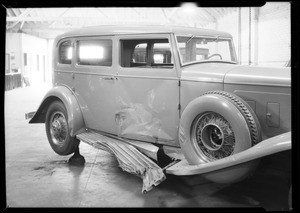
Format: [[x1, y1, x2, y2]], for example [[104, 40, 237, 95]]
[[179, 91, 262, 183], [207, 53, 222, 60], [45, 100, 79, 155], [191, 111, 237, 161]]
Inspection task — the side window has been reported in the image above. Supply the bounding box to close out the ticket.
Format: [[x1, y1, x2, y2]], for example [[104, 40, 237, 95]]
[[121, 39, 173, 68], [77, 39, 112, 66], [59, 41, 72, 64]]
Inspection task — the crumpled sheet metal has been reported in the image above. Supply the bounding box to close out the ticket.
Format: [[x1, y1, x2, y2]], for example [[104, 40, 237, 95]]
[[77, 131, 166, 193]]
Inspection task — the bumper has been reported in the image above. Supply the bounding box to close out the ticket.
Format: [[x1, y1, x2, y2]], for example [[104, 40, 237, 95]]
[[166, 132, 291, 176], [25, 111, 36, 120]]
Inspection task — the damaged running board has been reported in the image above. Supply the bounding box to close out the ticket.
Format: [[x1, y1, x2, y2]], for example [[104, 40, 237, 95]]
[[76, 131, 166, 193]]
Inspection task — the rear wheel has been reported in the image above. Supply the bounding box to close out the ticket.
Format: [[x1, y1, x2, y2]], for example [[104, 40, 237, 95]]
[[45, 101, 79, 155]]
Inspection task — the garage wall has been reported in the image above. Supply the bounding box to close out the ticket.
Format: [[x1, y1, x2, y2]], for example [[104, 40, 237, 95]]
[[5, 33, 22, 73], [6, 33, 51, 86], [47, 39, 54, 84], [21, 33, 48, 85], [258, 3, 290, 67], [204, 2, 290, 67]]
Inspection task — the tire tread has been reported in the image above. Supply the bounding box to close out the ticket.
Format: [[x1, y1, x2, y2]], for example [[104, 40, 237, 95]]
[[204, 91, 262, 146]]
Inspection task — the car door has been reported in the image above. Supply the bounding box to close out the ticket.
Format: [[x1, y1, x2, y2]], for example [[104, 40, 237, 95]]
[[73, 36, 117, 135], [115, 34, 180, 146]]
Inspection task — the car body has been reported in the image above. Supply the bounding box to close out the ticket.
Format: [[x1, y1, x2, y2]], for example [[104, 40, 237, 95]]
[[28, 25, 291, 184]]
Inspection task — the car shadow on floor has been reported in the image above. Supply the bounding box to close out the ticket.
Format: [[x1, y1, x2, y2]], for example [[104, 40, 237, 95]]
[[141, 151, 291, 209]]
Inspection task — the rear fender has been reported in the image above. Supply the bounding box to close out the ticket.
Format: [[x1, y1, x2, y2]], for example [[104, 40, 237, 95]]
[[29, 86, 85, 136]]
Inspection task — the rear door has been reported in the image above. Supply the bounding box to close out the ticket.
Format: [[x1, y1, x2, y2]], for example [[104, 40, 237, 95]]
[[115, 34, 180, 146], [73, 36, 117, 135]]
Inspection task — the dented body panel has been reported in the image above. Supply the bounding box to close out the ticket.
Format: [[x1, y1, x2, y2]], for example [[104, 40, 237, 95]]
[[114, 34, 180, 145], [115, 73, 179, 146]]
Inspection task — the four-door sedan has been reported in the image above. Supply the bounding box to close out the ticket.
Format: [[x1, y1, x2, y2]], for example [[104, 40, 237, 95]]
[[28, 25, 291, 191]]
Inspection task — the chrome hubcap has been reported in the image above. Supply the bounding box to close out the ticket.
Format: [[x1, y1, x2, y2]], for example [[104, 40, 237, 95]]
[[192, 112, 235, 161], [201, 124, 224, 151], [50, 111, 67, 147]]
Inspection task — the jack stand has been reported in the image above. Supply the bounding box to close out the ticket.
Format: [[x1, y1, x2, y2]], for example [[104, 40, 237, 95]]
[[68, 146, 85, 166]]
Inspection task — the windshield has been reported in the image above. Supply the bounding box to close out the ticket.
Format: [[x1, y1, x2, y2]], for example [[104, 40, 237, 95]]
[[176, 35, 237, 65]]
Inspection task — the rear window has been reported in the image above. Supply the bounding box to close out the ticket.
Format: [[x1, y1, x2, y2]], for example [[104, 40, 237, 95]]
[[59, 41, 72, 64], [77, 39, 112, 66]]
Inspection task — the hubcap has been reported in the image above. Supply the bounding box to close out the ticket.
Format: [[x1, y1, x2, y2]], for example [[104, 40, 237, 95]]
[[201, 124, 224, 151], [50, 111, 67, 147], [192, 112, 235, 161]]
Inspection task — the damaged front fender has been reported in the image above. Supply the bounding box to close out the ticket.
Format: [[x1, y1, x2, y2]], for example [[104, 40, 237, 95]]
[[166, 132, 291, 181]]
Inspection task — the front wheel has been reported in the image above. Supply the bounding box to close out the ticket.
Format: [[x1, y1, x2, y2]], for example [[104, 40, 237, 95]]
[[45, 100, 79, 155]]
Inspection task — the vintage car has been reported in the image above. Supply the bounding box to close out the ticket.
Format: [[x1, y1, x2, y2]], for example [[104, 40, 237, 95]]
[[27, 25, 291, 192]]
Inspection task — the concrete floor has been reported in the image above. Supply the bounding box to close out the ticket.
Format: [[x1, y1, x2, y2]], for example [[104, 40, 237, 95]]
[[5, 84, 291, 209]]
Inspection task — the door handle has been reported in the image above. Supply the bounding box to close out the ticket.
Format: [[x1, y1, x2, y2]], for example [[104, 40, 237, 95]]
[[102, 77, 114, 80]]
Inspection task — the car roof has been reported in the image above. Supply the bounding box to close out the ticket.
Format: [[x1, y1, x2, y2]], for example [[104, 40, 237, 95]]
[[55, 25, 232, 41]]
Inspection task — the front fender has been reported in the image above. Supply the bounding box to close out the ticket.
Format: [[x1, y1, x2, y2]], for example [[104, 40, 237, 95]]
[[29, 85, 85, 136], [167, 131, 291, 176]]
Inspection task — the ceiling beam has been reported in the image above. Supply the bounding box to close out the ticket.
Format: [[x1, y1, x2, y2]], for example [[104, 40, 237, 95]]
[[7, 8, 33, 29], [214, 8, 225, 18], [20, 21, 25, 29], [6, 9, 14, 17], [161, 8, 172, 23], [132, 8, 141, 16], [201, 8, 217, 22], [47, 8, 71, 28], [196, 9, 213, 23], [204, 8, 220, 20], [166, 7, 178, 19], [11, 8, 19, 16], [7, 16, 88, 22], [96, 8, 109, 18]]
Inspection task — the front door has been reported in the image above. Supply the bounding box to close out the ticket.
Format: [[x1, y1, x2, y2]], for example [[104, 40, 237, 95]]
[[115, 34, 180, 146]]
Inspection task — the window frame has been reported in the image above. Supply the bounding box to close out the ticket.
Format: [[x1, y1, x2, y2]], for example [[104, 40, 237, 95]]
[[119, 35, 175, 70], [58, 40, 73, 65], [175, 34, 238, 67]]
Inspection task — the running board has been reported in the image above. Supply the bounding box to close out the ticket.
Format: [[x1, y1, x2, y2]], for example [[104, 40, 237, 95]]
[[76, 131, 166, 193]]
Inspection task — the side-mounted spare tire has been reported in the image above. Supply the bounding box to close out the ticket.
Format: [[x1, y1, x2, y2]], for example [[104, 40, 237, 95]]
[[45, 100, 79, 155], [179, 91, 262, 183]]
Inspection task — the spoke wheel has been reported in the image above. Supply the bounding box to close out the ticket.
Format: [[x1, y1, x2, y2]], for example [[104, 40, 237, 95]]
[[192, 112, 235, 161], [46, 101, 79, 155], [49, 111, 68, 147]]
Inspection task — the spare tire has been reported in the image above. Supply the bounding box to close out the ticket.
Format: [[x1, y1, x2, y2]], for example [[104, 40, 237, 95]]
[[179, 91, 262, 166]]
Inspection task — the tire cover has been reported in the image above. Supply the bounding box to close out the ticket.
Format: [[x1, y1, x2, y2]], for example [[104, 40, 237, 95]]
[[179, 94, 252, 165]]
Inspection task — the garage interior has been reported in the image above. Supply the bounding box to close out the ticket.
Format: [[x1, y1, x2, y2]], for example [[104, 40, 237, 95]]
[[5, 2, 292, 209]]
